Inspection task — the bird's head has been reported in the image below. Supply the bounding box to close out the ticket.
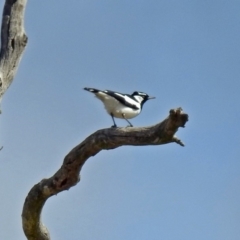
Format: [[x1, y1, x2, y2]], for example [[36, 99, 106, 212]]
[[131, 91, 155, 106]]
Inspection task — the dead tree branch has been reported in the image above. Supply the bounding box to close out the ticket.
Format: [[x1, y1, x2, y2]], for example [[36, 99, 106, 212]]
[[22, 108, 188, 240], [0, 0, 28, 110]]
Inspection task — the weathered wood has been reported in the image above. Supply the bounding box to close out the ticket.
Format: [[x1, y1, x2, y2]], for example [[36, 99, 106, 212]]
[[22, 108, 188, 240], [0, 0, 28, 110]]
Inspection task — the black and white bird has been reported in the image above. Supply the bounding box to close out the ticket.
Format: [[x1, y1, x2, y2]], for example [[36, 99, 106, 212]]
[[84, 87, 155, 127]]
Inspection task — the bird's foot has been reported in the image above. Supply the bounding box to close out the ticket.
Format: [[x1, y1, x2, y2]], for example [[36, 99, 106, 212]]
[[126, 124, 133, 128], [111, 125, 117, 128]]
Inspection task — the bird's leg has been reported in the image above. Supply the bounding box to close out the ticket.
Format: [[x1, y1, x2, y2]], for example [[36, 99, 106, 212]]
[[111, 113, 117, 128], [122, 114, 133, 127]]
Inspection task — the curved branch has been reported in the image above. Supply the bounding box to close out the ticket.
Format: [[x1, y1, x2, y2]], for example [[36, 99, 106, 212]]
[[0, 0, 28, 109], [22, 108, 188, 240]]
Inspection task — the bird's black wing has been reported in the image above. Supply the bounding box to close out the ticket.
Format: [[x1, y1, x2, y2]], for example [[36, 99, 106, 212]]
[[104, 90, 139, 110]]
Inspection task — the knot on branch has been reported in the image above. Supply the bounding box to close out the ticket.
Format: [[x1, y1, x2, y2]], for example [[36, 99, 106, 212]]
[[169, 107, 188, 128], [21, 33, 28, 46]]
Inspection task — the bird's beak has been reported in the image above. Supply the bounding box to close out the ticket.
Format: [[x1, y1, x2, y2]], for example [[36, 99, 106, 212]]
[[148, 96, 155, 100]]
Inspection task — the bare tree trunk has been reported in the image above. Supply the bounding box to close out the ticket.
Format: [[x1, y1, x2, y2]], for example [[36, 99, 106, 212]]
[[22, 108, 188, 240], [0, 0, 28, 111]]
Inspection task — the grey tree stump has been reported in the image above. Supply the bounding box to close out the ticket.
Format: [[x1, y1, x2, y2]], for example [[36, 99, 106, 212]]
[[0, 0, 28, 110]]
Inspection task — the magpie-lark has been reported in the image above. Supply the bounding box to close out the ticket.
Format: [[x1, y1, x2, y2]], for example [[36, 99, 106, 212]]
[[84, 87, 155, 127]]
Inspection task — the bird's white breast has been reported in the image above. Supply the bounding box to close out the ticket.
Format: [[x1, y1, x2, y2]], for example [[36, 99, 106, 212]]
[[95, 92, 141, 119]]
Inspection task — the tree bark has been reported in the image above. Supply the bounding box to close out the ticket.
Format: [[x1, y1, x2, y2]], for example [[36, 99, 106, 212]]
[[22, 108, 188, 240], [0, 0, 28, 111]]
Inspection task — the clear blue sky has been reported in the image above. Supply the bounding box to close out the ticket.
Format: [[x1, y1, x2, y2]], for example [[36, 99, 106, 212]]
[[1, 1, 240, 239]]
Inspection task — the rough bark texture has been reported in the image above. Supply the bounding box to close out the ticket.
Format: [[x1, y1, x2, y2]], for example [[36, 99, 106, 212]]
[[0, 0, 28, 110], [22, 108, 188, 240]]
